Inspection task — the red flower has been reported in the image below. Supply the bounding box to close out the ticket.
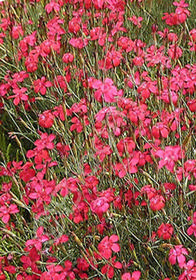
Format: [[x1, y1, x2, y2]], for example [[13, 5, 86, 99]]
[[19, 162, 36, 182], [152, 123, 169, 139], [150, 195, 165, 211], [39, 110, 55, 128], [70, 115, 89, 133], [117, 138, 136, 156], [54, 75, 67, 92], [157, 223, 174, 240], [69, 37, 88, 49], [55, 178, 69, 197], [56, 143, 70, 157], [187, 100, 196, 112], [98, 235, 120, 259], [74, 257, 90, 279], [11, 24, 24, 39]]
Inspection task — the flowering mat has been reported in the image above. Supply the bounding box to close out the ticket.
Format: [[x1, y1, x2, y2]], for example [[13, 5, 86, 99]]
[[0, 0, 196, 279]]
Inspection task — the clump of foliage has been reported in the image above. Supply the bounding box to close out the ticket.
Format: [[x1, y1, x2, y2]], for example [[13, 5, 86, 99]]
[[0, 0, 196, 279]]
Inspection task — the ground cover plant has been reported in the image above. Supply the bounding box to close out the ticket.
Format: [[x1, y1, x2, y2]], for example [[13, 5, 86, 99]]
[[0, 0, 196, 279]]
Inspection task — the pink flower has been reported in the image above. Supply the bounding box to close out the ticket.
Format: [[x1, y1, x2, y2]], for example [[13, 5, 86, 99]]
[[121, 271, 141, 280], [168, 44, 183, 60], [187, 212, 196, 237], [62, 53, 74, 63], [25, 226, 49, 251], [150, 195, 165, 211], [154, 145, 184, 173], [91, 78, 123, 103], [98, 235, 120, 259], [45, 0, 60, 14], [34, 132, 55, 151], [101, 256, 122, 279], [0, 204, 19, 223], [91, 197, 110, 218], [178, 260, 196, 280], [128, 16, 143, 28], [8, 87, 28, 106], [169, 245, 188, 268], [33, 77, 52, 95]]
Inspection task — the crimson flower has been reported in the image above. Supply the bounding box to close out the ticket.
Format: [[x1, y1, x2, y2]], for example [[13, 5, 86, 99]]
[[56, 143, 70, 158], [19, 162, 36, 182], [20, 247, 41, 272], [55, 178, 69, 197], [54, 75, 67, 92], [69, 37, 88, 49], [157, 223, 174, 240], [187, 100, 196, 112], [53, 235, 69, 246], [98, 235, 120, 259], [11, 24, 24, 39], [73, 257, 90, 279], [39, 110, 55, 128], [68, 17, 81, 34], [41, 261, 75, 279], [70, 116, 89, 133], [117, 138, 136, 156], [151, 122, 169, 139]]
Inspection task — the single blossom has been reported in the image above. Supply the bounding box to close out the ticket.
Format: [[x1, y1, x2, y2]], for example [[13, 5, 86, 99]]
[[169, 245, 188, 268], [98, 235, 120, 259]]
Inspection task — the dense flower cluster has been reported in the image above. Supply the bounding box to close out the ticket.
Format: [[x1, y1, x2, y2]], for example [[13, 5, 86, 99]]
[[0, 0, 196, 279]]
